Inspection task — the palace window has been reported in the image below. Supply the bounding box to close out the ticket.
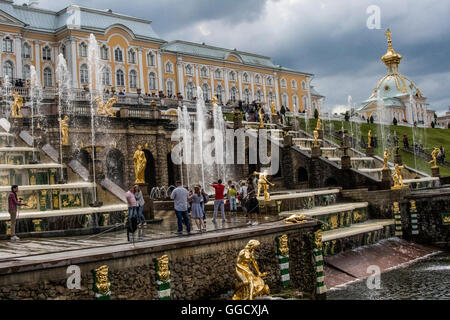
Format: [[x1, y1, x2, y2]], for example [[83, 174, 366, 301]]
[[256, 90, 262, 102], [282, 93, 288, 107], [128, 49, 136, 64], [23, 43, 32, 59], [229, 71, 236, 81], [102, 67, 111, 86], [201, 83, 210, 101], [291, 80, 297, 89], [243, 88, 250, 104], [165, 61, 173, 73], [216, 84, 224, 104], [243, 72, 249, 83], [129, 70, 138, 88], [267, 77, 273, 86], [186, 82, 195, 100], [42, 46, 51, 61], [214, 69, 222, 79], [268, 92, 274, 105], [2, 37, 13, 53], [147, 52, 155, 66], [3, 61, 13, 79], [22, 64, 30, 80], [255, 74, 261, 84], [303, 96, 308, 110], [43, 67, 53, 87], [148, 72, 157, 90], [79, 42, 87, 57], [230, 87, 237, 103], [101, 45, 109, 60], [114, 48, 123, 62], [61, 45, 66, 59], [185, 64, 193, 76], [200, 66, 208, 78], [301, 81, 306, 90], [80, 64, 89, 84], [166, 80, 174, 96], [116, 69, 125, 86], [293, 95, 299, 110], [280, 78, 287, 88]]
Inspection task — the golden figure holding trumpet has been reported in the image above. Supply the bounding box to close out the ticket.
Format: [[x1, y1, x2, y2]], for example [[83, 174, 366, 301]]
[[254, 169, 274, 201]]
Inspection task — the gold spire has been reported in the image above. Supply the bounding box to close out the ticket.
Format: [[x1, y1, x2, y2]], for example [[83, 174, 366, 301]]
[[382, 28, 402, 74]]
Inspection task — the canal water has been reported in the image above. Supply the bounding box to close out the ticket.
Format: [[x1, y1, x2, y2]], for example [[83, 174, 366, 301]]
[[327, 251, 450, 300]]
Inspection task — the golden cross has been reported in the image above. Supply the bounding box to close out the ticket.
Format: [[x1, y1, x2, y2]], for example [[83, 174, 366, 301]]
[[385, 28, 393, 49]]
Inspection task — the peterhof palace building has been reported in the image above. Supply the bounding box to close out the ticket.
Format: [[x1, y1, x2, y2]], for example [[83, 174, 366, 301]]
[[0, 0, 324, 114], [358, 29, 435, 127]]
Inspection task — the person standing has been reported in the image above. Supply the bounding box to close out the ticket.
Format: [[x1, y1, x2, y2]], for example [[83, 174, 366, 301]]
[[200, 186, 209, 223], [8, 185, 26, 241], [210, 179, 226, 223], [170, 181, 191, 235], [188, 186, 206, 232], [246, 183, 259, 226], [239, 182, 248, 216], [228, 184, 237, 213], [134, 185, 146, 227]]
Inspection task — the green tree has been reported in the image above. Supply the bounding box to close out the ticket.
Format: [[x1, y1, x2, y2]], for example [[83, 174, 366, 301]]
[[393, 117, 398, 126], [370, 115, 374, 124], [431, 121, 435, 128]]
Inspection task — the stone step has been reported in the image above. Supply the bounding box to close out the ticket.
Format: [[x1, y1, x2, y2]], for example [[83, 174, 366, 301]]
[[0, 163, 63, 170], [0, 182, 93, 192], [322, 219, 394, 242]]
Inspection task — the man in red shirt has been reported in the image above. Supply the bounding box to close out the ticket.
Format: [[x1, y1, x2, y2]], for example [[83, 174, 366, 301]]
[[210, 179, 225, 223], [8, 185, 26, 241]]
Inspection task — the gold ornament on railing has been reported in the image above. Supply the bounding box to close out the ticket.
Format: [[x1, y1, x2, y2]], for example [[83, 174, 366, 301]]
[[278, 234, 289, 256], [156, 255, 171, 283], [232, 240, 270, 300], [133, 145, 147, 184], [314, 229, 323, 250], [11, 91, 23, 118], [429, 147, 440, 169], [93, 265, 111, 296]]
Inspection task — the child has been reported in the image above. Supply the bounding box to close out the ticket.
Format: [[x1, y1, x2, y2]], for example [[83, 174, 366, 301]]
[[229, 185, 237, 213]]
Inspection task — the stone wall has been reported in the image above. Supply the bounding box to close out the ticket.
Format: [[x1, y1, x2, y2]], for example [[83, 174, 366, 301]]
[[0, 221, 320, 300]]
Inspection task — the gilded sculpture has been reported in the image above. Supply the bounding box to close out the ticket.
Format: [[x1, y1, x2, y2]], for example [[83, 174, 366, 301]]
[[429, 147, 440, 168], [211, 96, 218, 110], [391, 164, 406, 189], [232, 240, 270, 300], [314, 229, 323, 250], [383, 148, 391, 170], [156, 255, 170, 283], [254, 169, 274, 201], [133, 145, 147, 184], [271, 101, 276, 115], [278, 234, 289, 256], [284, 214, 307, 224], [11, 91, 23, 118], [58, 115, 70, 146], [315, 114, 322, 131], [410, 200, 417, 211], [96, 95, 117, 117], [367, 130, 372, 148], [313, 130, 320, 148], [258, 108, 264, 128], [93, 265, 111, 296]]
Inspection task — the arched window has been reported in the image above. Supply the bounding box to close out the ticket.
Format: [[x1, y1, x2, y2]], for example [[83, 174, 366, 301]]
[[186, 82, 195, 100], [185, 64, 193, 76], [43, 67, 52, 87], [148, 72, 157, 90], [291, 80, 297, 89], [216, 84, 224, 104], [79, 42, 87, 57], [42, 46, 51, 61], [255, 74, 261, 84], [243, 72, 249, 83], [280, 78, 287, 88], [3, 61, 13, 79], [114, 47, 123, 62], [229, 71, 236, 81], [293, 95, 299, 111], [282, 93, 288, 107], [243, 88, 250, 104], [147, 52, 155, 66], [256, 90, 262, 102], [61, 45, 66, 58], [267, 77, 273, 86], [101, 45, 109, 60], [23, 43, 32, 59], [214, 69, 222, 79], [128, 49, 136, 64], [129, 70, 138, 88], [201, 83, 210, 101], [302, 95, 308, 111], [116, 69, 124, 87], [200, 66, 208, 78], [80, 64, 89, 84], [102, 66, 111, 86], [2, 37, 13, 53], [165, 61, 173, 73], [230, 87, 237, 103], [166, 79, 174, 96], [301, 81, 306, 90], [268, 92, 274, 105], [22, 64, 30, 80]]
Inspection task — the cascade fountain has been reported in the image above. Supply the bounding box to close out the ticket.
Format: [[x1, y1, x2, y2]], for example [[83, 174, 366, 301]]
[[212, 98, 226, 183], [182, 105, 191, 187], [29, 66, 43, 163], [195, 87, 207, 188], [376, 89, 387, 151]]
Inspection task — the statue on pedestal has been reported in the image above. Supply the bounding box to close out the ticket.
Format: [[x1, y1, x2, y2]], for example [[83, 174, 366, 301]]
[[368, 130, 372, 148], [133, 145, 147, 184], [11, 91, 23, 118], [383, 148, 391, 170], [315, 114, 322, 131], [271, 101, 276, 116], [429, 147, 440, 168], [258, 108, 264, 128], [391, 164, 405, 189], [313, 130, 320, 148], [232, 240, 270, 300], [58, 115, 70, 146], [211, 96, 218, 110], [254, 169, 274, 201]]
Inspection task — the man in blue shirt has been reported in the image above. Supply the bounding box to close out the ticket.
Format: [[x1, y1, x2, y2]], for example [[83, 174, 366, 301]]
[[170, 181, 191, 235]]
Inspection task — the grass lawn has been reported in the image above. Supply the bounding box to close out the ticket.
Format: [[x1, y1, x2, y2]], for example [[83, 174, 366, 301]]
[[293, 117, 450, 177]]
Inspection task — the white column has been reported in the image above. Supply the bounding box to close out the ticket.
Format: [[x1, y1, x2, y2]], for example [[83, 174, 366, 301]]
[[138, 48, 144, 92], [177, 56, 184, 96], [238, 71, 243, 101], [210, 67, 214, 98], [224, 68, 229, 102], [262, 76, 267, 103], [157, 51, 163, 92], [15, 36, 22, 79], [34, 41, 41, 84], [195, 65, 199, 88], [70, 38, 78, 88], [274, 72, 280, 110], [250, 73, 255, 101]]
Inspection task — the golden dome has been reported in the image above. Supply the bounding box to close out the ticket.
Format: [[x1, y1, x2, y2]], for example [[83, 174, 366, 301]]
[[381, 29, 402, 71]]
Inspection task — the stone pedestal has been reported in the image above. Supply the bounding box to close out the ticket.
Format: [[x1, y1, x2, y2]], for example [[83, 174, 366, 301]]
[[139, 183, 155, 221], [317, 129, 324, 140], [311, 146, 321, 158], [271, 114, 279, 125], [258, 199, 278, 215], [366, 147, 374, 157], [381, 168, 393, 189], [233, 112, 243, 129], [394, 151, 402, 165], [432, 167, 440, 178], [341, 155, 352, 169], [283, 134, 293, 147]]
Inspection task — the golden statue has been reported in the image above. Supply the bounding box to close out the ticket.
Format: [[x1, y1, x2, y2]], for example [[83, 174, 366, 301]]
[[314, 229, 323, 250], [93, 265, 111, 296], [96, 95, 117, 117], [258, 108, 264, 128], [26, 194, 37, 210], [211, 96, 218, 110], [254, 169, 274, 201], [285, 214, 307, 224], [391, 164, 405, 188], [157, 255, 171, 283], [383, 148, 391, 170], [133, 145, 147, 184], [278, 234, 289, 256], [368, 130, 372, 148], [313, 130, 320, 148], [410, 200, 416, 211], [58, 115, 70, 146], [315, 114, 322, 131], [429, 147, 440, 168], [271, 101, 276, 115], [11, 91, 23, 118], [232, 240, 270, 300]]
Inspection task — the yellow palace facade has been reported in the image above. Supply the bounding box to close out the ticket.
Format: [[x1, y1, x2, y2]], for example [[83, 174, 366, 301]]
[[0, 0, 324, 114]]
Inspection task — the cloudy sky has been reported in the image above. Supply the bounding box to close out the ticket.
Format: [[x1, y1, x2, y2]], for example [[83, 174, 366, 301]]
[[35, 0, 450, 115]]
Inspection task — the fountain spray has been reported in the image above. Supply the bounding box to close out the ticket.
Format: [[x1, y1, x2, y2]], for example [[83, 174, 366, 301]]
[[29, 66, 42, 164]]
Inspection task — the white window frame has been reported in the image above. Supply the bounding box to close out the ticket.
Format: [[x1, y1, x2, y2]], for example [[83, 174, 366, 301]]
[[114, 47, 123, 62], [129, 69, 138, 88], [43, 67, 53, 87], [42, 46, 52, 61], [148, 71, 157, 90], [2, 37, 13, 53], [165, 61, 173, 74], [116, 69, 125, 87], [80, 64, 89, 84]]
